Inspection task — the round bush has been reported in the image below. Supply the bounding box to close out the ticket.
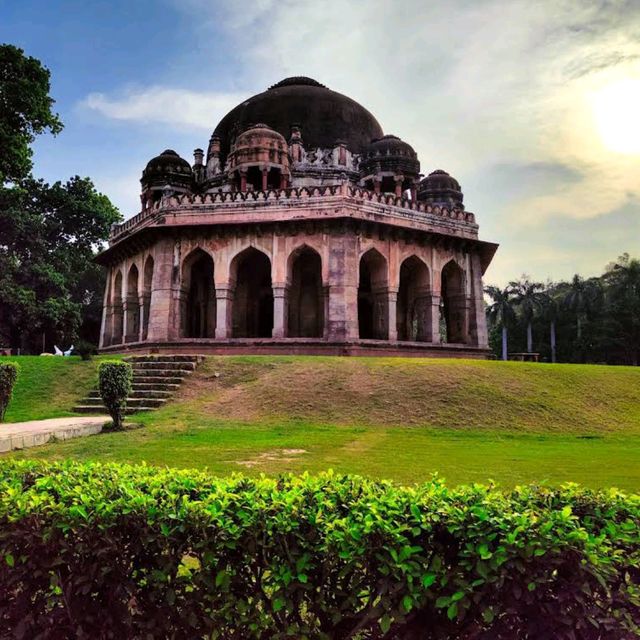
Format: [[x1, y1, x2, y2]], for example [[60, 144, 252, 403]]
[[98, 360, 132, 429], [0, 362, 19, 422], [0, 461, 637, 639]]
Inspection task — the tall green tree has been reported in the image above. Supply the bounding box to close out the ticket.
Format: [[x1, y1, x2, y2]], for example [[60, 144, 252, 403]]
[[0, 44, 120, 352], [485, 285, 516, 361], [563, 275, 601, 344], [0, 44, 62, 183], [603, 253, 640, 365], [540, 289, 560, 363], [510, 277, 546, 353]]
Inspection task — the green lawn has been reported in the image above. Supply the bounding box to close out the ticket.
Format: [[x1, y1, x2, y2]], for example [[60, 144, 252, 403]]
[[0, 356, 104, 422], [5, 356, 640, 491]]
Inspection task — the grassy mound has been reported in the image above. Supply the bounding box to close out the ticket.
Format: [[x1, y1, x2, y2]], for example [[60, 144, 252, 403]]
[[0, 356, 100, 422], [6, 356, 640, 490]]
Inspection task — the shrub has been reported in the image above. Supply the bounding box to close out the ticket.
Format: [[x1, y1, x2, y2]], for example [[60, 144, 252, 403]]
[[73, 339, 97, 361], [0, 363, 19, 422], [98, 360, 132, 429], [0, 461, 637, 639]]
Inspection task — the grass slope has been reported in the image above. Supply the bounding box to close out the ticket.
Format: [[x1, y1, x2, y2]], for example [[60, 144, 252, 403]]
[[7, 356, 640, 490], [0, 356, 101, 422]]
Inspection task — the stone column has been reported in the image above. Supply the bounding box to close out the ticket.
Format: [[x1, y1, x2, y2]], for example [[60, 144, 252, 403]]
[[147, 238, 176, 343], [261, 167, 268, 191], [272, 284, 287, 338], [239, 169, 247, 192], [138, 296, 145, 342], [468, 252, 488, 348], [429, 294, 441, 344], [326, 232, 358, 341], [387, 287, 398, 341], [215, 286, 234, 339], [122, 300, 132, 343], [394, 177, 403, 198]]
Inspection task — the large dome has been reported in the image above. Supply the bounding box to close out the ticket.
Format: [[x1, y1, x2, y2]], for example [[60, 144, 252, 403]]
[[212, 77, 383, 162]]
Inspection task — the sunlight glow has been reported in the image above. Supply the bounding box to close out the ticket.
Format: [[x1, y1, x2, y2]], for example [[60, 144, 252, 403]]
[[591, 78, 640, 154]]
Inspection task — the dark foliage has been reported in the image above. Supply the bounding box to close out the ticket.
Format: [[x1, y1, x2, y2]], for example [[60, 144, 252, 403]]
[[98, 361, 132, 430], [0, 362, 19, 422]]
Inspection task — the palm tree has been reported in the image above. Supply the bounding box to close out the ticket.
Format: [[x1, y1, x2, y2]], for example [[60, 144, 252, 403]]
[[603, 253, 640, 365], [510, 277, 545, 353], [562, 274, 601, 341], [485, 285, 516, 360], [541, 288, 560, 363]]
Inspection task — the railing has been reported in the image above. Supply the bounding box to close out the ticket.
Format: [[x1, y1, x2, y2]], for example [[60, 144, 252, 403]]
[[109, 183, 475, 241]]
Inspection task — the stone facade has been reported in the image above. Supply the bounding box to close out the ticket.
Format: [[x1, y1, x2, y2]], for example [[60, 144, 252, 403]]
[[97, 77, 497, 357]]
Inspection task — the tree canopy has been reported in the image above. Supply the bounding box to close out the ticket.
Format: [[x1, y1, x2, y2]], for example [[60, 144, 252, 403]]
[[0, 43, 120, 352]]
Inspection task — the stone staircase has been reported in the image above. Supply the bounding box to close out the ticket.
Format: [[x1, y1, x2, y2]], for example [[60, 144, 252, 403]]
[[73, 355, 204, 415]]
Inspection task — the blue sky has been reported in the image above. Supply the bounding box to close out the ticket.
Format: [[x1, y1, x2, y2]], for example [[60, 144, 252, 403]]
[[2, 0, 640, 285]]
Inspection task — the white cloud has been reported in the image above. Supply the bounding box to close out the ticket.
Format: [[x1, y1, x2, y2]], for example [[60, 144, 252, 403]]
[[81, 86, 245, 130], [81, 0, 640, 282]]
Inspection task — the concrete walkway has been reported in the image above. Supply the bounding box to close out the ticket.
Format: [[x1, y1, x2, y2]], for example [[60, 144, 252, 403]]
[[0, 416, 109, 452]]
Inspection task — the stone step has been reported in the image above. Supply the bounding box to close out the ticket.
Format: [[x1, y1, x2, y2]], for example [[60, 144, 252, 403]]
[[130, 361, 196, 371], [132, 375, 188, 385], [87, 389, 174, 400], [131, 382, 181, 392], [75, 396, 167, 409], [73, 405, 153, 415], [125, 355, 204, 363]]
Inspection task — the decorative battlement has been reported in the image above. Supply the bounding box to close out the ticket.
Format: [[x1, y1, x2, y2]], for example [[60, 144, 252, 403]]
[[109, 184, 476, 242]]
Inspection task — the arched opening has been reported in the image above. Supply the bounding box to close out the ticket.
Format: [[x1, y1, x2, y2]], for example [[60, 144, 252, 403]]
[[231, 248, 273, 338], [182, 250, 216, 338], [125, 265, 140, 342], [112, 271, 123, 344], [288, 247, 323, 338], [142, 256, 154, 341], [441, 260, 468, 343], [397, 256, 430, 342], [358, 249, 389, 340]]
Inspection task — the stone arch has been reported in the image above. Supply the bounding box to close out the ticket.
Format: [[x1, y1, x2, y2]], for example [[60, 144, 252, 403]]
[[181, 248, 216, 338], [125, 264, 140, 342], [142, 255, 154, 341], [397, 255, 431, 342], [112, 270, 124, 345], [441, 259, 468, 343], [358, 248, 389, 340], [287, 245, 324, 338], [230, 247, 273, 338]]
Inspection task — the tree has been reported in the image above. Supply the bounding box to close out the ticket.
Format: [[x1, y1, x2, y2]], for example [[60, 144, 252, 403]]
[[0, 45, 120, 352], [510, 277, 546, 353], [0, 44, 63, 183], [562, 274, 602, 349], [0, 176, 120, 351], [603, 253, 640, 365], [540, 289, 560, 363], [485, 285, 516, 360]]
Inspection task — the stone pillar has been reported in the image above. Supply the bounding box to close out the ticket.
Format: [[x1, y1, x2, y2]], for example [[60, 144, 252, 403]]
[[429, 294, 441, 344], [394, 177, 403, 198], [261, 167, 268, 191], [99, 280, 111, 349], [373, 177, 381, 195], [239, 169, 247, 192], [147, 238, 176, 343], [272, 284, 287, 338], [387, 287, 398, 341], [141, 293, 151, 341], [414, 286, 431, 342], [138, 297, 145, 342], [468, 252, 488, 348], [327, 232, 358, 341], [123, 300, 132, 343], [215, 286, 234, 339]]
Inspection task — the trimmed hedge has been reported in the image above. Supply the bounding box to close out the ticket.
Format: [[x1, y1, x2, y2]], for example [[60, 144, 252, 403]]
[[0, 362, 19, 422], [98, 360, 132, 429], [0, 461, 638, 639]]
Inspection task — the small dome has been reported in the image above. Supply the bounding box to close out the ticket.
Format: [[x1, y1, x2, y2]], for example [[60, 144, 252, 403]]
[[360, 135, 420, 177], [228, 123, 290, 175], [417, 169, 464, 209], [234, 123, 287, 147], [141, 149, 193, 190]]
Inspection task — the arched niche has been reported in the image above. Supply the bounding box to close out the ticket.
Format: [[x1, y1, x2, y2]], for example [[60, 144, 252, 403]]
[[231, 247, 273, 338], [287, 246, 323, 338], [397, 255, 430, 342], [358, 248, 389, 340], [181, 249, 216, 339], [441, 260, 468, 343]]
